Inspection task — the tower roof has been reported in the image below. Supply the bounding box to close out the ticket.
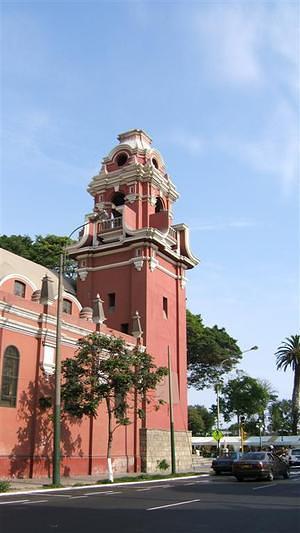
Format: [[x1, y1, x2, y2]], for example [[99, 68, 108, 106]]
[[117, 129, 152, 150]]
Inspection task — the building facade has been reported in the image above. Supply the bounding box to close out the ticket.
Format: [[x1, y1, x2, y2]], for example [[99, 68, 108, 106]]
[[0, 130, 198, 478]]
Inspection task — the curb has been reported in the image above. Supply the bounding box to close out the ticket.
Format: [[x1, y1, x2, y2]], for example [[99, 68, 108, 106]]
[[0, 473, 210, 497]]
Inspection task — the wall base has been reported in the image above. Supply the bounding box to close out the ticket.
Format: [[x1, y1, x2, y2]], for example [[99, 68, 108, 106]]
[[140, 428, 193, 473]]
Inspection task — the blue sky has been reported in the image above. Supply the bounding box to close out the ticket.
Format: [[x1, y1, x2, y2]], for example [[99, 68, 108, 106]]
[[1, 1, 299, 410]]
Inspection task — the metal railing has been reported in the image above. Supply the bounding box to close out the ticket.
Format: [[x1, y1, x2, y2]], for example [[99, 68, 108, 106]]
[[97, 217, 122, 233]]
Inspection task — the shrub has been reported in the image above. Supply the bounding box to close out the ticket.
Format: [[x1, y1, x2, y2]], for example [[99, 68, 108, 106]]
[[0, 480, 10, 492], [156, 459, 169, 472]]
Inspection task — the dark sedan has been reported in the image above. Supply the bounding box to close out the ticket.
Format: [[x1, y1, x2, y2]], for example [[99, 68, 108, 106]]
[[212, 452, 243, 475], [232, 451, 290, 481]]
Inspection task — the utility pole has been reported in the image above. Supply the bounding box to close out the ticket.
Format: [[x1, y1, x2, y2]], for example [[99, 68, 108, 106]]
[[168, 346, 176, 474], [53, 252, 63, 486]]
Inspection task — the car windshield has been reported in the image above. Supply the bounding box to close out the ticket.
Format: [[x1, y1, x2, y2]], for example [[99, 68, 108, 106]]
[[291, 449, 300, 455], [242, 452, 266, 461]]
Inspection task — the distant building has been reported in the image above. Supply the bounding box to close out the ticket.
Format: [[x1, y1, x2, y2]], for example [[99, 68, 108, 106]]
[[0, 130, 198, 478]]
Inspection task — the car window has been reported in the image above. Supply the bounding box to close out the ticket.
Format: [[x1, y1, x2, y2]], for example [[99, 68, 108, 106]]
[[242, 452, 266, 460], [291, 449, 300, 455]]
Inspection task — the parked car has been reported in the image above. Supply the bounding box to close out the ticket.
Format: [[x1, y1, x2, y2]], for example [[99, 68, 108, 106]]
[[288, 448, 300, 467], [232, 451, 290, 481], [212, 452, 243, 475]]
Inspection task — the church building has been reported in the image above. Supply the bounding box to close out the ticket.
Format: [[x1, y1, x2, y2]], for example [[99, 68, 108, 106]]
[[0, 130, 198, 478]]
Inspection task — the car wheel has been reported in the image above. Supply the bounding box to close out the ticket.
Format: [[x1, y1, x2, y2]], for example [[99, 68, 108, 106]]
[[236, 476, 243, 482], [267, 470, 274, 482], [283, 470, 290, 479]]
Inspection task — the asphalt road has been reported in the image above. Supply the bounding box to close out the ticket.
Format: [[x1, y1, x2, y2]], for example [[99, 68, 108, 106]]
[[1, 471, 299, 533]]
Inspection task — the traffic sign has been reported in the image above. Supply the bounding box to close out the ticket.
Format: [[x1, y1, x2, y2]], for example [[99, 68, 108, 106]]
[[212, 429, 223, 442]]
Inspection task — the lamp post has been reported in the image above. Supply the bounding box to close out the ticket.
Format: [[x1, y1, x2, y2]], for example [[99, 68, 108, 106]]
[[168, 346, 176, 474], [215, 345, 258, 454], [44, 215, 99, 486], [131, 311, 143, 473], [257, 418, 264, 450]]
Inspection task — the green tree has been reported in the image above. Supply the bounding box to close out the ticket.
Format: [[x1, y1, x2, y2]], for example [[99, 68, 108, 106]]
[[62, 333, 168, 481], [275, 335, 300, 434], [188, 405, 215, 436], [269, 399, 293, 435], [187, 310, 242, 390], [219, 374, 277, 425], [0, 234, 33, 260], [0, 234, 76, 278]]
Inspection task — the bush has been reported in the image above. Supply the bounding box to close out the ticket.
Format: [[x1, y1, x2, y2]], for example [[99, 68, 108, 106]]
[[0, 480, 10, 492], [156, 459, 169, 472]]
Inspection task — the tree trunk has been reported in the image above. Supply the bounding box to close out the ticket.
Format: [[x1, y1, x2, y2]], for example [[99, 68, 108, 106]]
[[106, 397, 114, 482], [291, 363, 300, 434]]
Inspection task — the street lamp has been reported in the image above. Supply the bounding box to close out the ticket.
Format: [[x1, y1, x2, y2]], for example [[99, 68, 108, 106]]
[[257, 418, 264, 450], [215, 345, 258, 454], [41, 214, 99, 486]]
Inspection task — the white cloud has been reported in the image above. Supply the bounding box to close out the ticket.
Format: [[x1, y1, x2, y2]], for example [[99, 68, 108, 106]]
[[219, 100, 299, 196], [192, 2, 299, 92], [190, 219, 256, 232], [168, 131, 205, 155], [193, 4, 264, 86]]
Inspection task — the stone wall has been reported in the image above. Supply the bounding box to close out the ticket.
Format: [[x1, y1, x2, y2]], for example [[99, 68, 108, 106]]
[[140, 428, 193, 473]]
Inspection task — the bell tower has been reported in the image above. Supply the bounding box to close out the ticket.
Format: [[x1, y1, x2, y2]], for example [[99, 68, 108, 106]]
[[68, 129, 198, 442]]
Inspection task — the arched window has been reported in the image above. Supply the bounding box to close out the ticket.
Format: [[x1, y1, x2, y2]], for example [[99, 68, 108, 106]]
[[14, 280, 26, 298], [63, 299, 72, 314], [0, 346, 20, 407]]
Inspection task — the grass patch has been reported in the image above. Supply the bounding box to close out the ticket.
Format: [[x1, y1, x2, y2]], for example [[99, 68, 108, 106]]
[[96, 472, 201, 484], [0, 480, 11, 492]]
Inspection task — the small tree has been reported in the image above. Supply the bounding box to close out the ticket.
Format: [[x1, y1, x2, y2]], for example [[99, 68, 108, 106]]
[[62, 333, 167, 481], [188, 405, 215, 436], [219, 374, 277, 426], [269, 399, 293, 435]]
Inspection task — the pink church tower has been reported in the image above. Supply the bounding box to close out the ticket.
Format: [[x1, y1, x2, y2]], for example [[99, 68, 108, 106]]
[[68, 130, 198, 471]]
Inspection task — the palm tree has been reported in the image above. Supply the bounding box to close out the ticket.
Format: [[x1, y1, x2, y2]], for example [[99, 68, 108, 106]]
[[275, 335, 300, 434]]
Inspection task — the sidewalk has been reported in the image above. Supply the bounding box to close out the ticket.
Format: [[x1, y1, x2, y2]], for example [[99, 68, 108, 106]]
[[2, 463, 212, 493]]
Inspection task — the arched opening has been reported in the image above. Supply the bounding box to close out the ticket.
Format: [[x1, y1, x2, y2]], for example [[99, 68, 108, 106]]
[[116, 152, 128, 167], [152, 157, 159, 169], [111, 192, 125, 211], [0, 346, 20, 407], [155, 197, 164, 213]]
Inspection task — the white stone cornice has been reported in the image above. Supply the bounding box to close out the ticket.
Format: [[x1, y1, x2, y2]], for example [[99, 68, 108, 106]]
[[88, 164, 179, 202], [0, 301, 41, 321]]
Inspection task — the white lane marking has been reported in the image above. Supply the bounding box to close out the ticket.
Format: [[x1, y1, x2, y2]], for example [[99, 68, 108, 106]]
[[147, 499, 200, 511], [253, 483, 279, 491], [105, 491, 122, 495], [70, 495, 88, 499], [136, 488, 153, 492], [84, 491, 115, 495], [157, 484, 171, 488], [0, 499, 29, 505], [22, 500, 48, 505], [184, 482, 197, 486]]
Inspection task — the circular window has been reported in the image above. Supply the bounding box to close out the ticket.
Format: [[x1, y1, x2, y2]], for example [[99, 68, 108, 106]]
[[116, 153, 128, 167], [152, 158, 159, 169]]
